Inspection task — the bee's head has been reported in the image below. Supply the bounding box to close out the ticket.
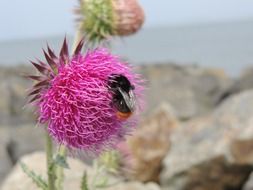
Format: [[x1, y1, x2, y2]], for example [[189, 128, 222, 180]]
[[108, 74, 134, 92]]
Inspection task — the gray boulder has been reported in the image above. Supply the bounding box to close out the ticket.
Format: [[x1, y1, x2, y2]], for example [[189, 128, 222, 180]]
[[139, 64, 231, 120], [0, 65, 35, 126], [217, 67, 253, 103], [0, 125, 44, 183], [0, 128, 12, 184], [160, 90, 253, 190]]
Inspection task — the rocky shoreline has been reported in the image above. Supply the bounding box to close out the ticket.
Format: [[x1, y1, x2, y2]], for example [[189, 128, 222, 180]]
[[1, 63, 253, 190]]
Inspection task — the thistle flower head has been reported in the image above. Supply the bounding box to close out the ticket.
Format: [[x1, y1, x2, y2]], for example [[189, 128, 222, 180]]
[[76, 0, 145, 43], [27, 39, 144, 154]]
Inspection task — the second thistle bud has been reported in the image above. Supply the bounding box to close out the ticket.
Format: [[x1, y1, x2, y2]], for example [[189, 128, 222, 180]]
[[77, 0, 145, 43], [112, 0, 145, 36]]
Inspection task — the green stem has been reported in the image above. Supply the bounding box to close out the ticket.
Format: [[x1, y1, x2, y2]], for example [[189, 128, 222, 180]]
[[55, 146, 67, 190], [46, 132, 56, 190]]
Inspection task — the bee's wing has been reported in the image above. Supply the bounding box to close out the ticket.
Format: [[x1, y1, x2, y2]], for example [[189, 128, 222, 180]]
[[118, 88, 136, 112]]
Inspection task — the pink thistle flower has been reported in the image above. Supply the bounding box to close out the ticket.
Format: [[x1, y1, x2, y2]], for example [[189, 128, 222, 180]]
[[27, 39, 144, 154]]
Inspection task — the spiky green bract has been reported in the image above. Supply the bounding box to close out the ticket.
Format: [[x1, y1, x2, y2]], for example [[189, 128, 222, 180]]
[[80, 0, 116, 43], [20, 162, 48, 190]]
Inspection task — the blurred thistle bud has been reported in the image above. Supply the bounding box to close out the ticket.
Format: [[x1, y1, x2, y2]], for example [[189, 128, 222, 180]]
[[76, 0, 145, 43], [97, 142, 136, 179], [98, 151, 121, 174]]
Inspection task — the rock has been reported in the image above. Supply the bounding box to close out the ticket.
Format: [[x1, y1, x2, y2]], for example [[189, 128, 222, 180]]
[[127, 103, 179, 182], [0, 146, 12, 185], [7, 76, 35, 125], [0, 125, 44, 183], [139, 64, 230, 119], [1, 152, 161, 190], [0, 82, 11, 125], [1, 152, 89, 190], [243, 172, 253, 190], [0, 65, 35, 126], [7, 125, 45, 164], [160, 90, 253, 190], [107, 181, 160, 190], [0, 128, 12, 184], [218, 67, 253, 103], [230, 138, 253, 165]]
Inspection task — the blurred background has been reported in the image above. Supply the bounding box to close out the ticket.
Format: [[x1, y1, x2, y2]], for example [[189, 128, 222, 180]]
[[1, 0, 253, 75], [1, 1, 253, 190]]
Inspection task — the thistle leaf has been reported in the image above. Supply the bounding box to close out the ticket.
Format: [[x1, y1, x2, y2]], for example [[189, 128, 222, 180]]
[[81, 172, 89, 190], [95, 176, 108, 188], [20, 162, 48, 190], [54, 154, 70, 169]]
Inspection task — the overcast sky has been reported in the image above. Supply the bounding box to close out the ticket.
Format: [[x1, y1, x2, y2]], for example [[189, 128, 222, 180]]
[[1, 0, 253, 41]]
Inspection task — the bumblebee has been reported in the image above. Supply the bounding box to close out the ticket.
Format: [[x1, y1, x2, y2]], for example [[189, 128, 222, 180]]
[[108, 74, 136, 120]]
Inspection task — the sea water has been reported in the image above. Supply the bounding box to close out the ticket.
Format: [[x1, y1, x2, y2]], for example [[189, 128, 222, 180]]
[[1, 20, 253, 76]]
